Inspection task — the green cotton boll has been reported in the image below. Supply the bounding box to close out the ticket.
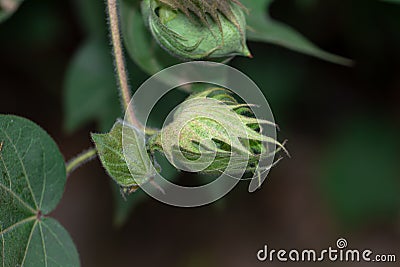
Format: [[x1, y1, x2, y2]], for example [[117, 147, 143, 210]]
[[149, 88, 286, 175], [141, 0, 251, 60]]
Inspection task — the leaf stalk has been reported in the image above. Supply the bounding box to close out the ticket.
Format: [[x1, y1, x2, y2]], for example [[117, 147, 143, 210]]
[[66, 147, 98, 176]]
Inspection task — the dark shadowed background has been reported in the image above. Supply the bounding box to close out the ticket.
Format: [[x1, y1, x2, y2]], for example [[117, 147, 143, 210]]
[[1, 0, 399, 266]]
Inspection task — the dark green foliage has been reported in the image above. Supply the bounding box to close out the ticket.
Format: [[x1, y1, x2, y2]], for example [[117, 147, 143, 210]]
[[0, 115, 79, 266], [320, 118, 400, 226], [243, 0, 352, 65], [64, 39, 121, 133]]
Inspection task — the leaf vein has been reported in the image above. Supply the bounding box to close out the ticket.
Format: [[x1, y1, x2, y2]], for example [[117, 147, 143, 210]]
[[0, 183, 36, 214], [20, 220, 38, 267], [0, 216, 36, 236], [1, 224, 5, 267], [39, 144, 46, 209], [0, 128, 38, 210], [41, 221, 75, 260], [38, 223, 48, 267], [0, 155, 12, 189], [20, 138, 34, 160]]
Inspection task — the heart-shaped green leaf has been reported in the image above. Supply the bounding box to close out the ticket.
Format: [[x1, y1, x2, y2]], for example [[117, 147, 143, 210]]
[[0, 0, 23, 23], [0, 115, 80, 266], [92, 120, 156, 195], [243, 0, 353, 65], [120, 0, 180, 75]]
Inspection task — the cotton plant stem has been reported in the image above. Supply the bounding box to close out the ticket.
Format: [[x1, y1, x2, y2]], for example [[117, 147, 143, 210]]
[[66, 0, 145, 176], [66, 147, 98, 176], [107, 0, 140, 128]]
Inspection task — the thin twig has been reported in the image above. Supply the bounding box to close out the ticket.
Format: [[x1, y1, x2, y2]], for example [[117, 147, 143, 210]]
[[107, 0, 140, 128], [66, 147, 97, 176]]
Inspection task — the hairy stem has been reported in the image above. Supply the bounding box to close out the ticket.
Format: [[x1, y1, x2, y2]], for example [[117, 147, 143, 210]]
[[66, 148, 98, 176], [107, 0, 140, 127]]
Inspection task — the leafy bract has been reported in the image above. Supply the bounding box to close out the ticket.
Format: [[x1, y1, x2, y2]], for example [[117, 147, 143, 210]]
[[0, 115, 79, 266], [152, 88, 285, 176], [142, 0, 250, 60], [120, 0, 180, 75], [92, 120, 156, 194]]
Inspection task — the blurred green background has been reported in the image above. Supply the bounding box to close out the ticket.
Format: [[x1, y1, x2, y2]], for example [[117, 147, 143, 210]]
[[1, 0, 399, 266]]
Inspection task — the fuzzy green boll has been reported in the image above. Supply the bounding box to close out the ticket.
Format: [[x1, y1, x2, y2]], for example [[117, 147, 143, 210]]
[[149, 88, 285, 175], [141, 0, 251, 60]]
